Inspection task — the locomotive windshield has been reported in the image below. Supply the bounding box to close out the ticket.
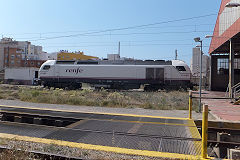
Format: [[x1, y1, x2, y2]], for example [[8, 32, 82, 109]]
[[176, 66, 186, 71], [43, 65, 51, 70]]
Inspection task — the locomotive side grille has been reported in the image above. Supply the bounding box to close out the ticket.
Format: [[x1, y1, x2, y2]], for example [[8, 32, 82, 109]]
[[155, 68, 164, 81], [146, 68, 154, 80], [146, 68, 164, 81]]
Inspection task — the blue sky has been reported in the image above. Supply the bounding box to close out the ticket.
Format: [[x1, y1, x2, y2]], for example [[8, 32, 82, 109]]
[[0, 0, 221, 64]]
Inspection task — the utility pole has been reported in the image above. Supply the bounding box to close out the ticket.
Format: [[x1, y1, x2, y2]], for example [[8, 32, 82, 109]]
[[175, 49, 178, 60], [199, 41, 203, 112]]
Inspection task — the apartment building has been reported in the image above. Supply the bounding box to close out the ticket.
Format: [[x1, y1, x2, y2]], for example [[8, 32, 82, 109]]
[[190, 47, 210, 86], [0, 38, 46, 84], [0, 38, 47, 69], [4, 47, 45, 68]]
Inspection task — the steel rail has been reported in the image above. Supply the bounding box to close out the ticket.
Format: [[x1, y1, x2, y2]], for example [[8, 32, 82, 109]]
[[0, 110, 192, 127], [208, 140, 240, 146], [192, 97, 232, 99]]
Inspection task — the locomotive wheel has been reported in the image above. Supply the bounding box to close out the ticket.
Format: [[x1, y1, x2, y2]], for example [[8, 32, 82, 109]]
[[144, 85, 159, 92], [67, 83, 82, 90]]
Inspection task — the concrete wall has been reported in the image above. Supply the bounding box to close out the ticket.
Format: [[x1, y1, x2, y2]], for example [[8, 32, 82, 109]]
[[4, 67, 39, 85]]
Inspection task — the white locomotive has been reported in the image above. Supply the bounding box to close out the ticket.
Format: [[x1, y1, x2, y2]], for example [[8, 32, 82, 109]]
[[38, 59, 192, 90]]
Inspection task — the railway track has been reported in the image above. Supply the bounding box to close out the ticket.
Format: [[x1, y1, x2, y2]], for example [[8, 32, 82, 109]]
[[0, 106, 203, 158], [0, 106, 239, 158]]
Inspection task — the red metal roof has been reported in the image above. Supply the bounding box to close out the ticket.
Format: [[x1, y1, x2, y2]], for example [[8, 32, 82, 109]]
[[209, 0, 240, 54]]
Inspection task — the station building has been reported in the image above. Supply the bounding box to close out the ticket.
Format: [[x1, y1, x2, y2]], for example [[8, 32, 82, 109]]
[[209, 0, 240, 94]]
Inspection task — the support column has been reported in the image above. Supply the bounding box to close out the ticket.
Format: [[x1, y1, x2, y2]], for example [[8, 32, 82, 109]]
[[209, 55, 212, 91], [229, 39, 235, 98], [201, 104, 208, 159]]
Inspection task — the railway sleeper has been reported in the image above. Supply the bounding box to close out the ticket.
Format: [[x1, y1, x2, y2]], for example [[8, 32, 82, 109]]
[[0, 112, 79, 127]]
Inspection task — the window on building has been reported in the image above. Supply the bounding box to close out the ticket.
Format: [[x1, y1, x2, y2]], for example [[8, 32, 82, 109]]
[[16, 55, 21, 58], [217, 58, 240, 75], [11, 55, 15, 59], [234, 58, 240, 74], [217, 58, 228, 75], [17, 60, 21, 64], [10, 61, 14, 64]]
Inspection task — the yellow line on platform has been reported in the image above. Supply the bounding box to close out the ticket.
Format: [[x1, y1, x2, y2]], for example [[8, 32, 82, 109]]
[[188, 120, 201, 139], [188, 119, 202, 157], [114, 119, 196, 127], [0, 132, 200, 159], [0, 104, 189, 120]]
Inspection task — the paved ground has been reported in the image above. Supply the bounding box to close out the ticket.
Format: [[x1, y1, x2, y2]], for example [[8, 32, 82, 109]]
[[193, 90, 240, 122], [0, 99, 216, 120]]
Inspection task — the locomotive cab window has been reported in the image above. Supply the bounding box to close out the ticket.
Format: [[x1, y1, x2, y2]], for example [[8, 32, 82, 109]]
[[176, 66, 186, 71], [43, 65, 51, 70]]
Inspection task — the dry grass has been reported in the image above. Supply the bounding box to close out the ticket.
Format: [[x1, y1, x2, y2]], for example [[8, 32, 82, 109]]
[[0, 84, 198, 111]]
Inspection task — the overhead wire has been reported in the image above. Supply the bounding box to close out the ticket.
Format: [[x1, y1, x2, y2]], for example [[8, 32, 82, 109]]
[[25, 13, 217, 41], [0, 12, 219, 59], [6, 7, 240, 38], [2, 23, 216, 37]]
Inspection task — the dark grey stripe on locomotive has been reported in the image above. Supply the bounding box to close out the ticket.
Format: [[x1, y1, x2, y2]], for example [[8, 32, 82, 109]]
[[40, 77, 190, 85], [41, 77, 164, 85]]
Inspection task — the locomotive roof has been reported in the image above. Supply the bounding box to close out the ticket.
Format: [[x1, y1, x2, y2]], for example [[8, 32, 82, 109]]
[[55, 59, 172, 65]]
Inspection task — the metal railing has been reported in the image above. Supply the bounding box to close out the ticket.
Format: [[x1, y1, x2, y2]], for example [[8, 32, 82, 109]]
[[225, 85, 229, 98], [230, 82, 240, 100]]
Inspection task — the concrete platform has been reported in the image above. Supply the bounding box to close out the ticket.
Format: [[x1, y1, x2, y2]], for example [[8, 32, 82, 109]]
[[0, 105, 202, 159], [0, 99, 211, 120], [193, 91, 240, 122]]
